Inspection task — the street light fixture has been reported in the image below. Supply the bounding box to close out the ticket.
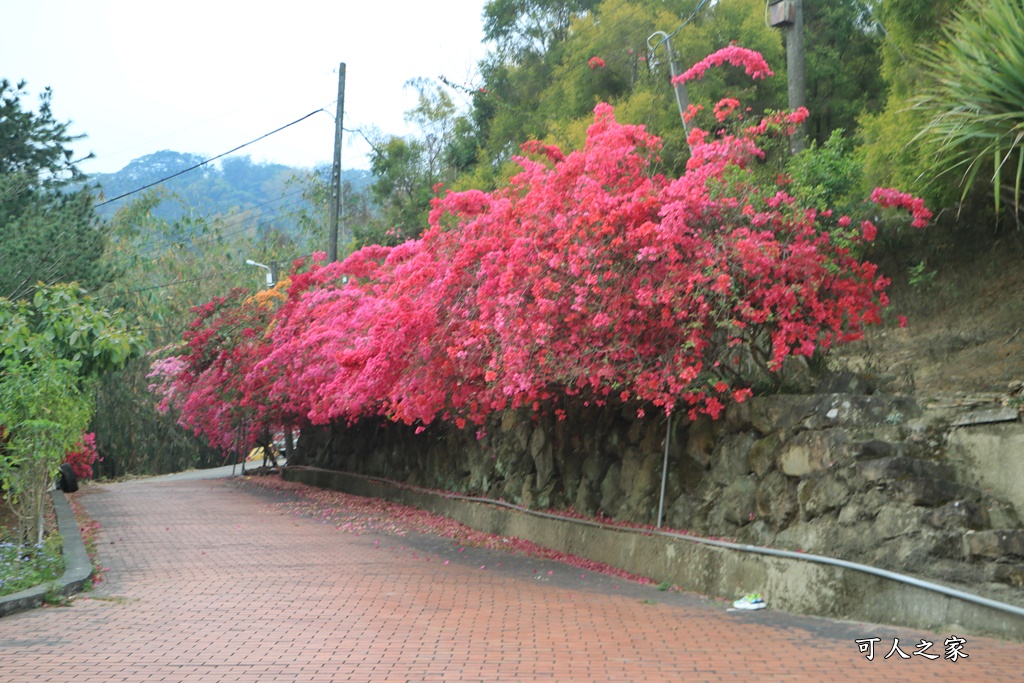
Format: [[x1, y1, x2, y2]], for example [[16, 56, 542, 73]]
[[245, 259, 274, 288]]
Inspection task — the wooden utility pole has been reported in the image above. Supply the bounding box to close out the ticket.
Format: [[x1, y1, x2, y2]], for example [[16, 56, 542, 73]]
[[328, 63, 346, 263], [785, 0, 807, 153]]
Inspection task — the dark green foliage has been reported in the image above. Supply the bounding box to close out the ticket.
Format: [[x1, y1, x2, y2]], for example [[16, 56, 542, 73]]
[[0, 179, 107, 300], [0, 79, 82, 183], [0, 80, 108, 300], [92, 357, 225, 477], [787, 129, 864, 214], [484, 0, 601, 60], [802, 1, 886, 145]]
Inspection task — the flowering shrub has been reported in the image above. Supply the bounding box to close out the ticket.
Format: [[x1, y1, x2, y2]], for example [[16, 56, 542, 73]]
[[674, 45, 774, 84], [148, 285, 285, 451], [150, 47, 929, 448], [63, 432, 100, 480]]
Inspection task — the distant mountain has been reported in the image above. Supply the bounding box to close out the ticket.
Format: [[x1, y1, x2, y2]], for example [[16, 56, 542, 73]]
[[89, 151, 374, 229]]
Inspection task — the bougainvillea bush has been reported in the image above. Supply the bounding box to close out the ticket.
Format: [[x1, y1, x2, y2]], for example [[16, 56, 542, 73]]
[[150, 47, 929, 452], [63, 432, 100, 480], [148, 286, 285, 451]]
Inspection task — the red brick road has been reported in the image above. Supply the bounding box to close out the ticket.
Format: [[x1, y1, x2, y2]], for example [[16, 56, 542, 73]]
[[0, 475, 1021, 682]]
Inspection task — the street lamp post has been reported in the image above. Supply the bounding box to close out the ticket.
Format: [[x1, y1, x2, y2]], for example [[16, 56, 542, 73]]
[[245, 259, 274, 288]]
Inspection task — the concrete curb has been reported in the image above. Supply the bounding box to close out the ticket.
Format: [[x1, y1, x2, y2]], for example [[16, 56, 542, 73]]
[[0, 490, 93, 618], [285, 466, 1024, 642]]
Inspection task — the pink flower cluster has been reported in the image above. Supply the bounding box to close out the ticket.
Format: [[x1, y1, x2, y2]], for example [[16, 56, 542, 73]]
[[713, 97, 741, 122], [588, 56, 605, 69], [869, 187, 933, 228], [673, 45, 774, 84]]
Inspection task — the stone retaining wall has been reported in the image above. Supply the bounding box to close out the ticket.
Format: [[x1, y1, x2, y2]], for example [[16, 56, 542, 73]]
[[292, 384, 1024, 605]]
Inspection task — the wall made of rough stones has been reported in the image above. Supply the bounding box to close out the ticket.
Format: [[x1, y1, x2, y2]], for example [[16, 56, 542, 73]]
[[293, 381, 1024, 597]]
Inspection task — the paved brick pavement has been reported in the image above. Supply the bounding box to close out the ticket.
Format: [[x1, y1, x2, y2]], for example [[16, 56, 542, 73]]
[[1, 475, 1021, 682]]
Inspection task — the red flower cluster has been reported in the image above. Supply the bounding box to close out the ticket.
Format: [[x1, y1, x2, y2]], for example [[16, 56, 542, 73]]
[[588, 56, 606, 69], [713, 97, 741, 122], [869, 187, 933, 228], [149, 49, 929, 449], [63, 432, 100, 480]]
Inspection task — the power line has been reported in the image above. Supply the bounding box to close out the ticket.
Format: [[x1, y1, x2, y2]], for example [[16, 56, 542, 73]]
[[656, 0, 714, 47], [132, 188, 313, 258], [107, 248, 317, 302], [95, 109, 330, 208], [123, 273, 236, 294]]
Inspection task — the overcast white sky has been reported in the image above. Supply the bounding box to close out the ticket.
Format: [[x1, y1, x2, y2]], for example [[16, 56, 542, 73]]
[[1, 1, 490, 175]]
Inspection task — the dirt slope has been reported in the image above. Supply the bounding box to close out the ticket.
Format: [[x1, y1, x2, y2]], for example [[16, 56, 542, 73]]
[[832, 225, 1024, 404]]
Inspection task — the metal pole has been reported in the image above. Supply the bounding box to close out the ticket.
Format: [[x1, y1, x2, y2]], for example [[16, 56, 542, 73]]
[[648, 32, 691, 142], [667, 50, 691, 137], [328, 63, 346, 263], [657, 414, 672, 529]]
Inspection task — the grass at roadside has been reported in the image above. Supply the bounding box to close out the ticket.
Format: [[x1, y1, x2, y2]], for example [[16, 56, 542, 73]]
[[0, 534, 64, 597]]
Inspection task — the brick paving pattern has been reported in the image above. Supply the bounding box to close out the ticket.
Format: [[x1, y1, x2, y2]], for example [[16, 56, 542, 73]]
[[1, 475, 1021, 682]]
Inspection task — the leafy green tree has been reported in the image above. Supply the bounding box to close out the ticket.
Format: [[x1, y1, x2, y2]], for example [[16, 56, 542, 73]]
[[0, 284, 143, 377], [484, 0, 601, 61], [471, 0, 605, 170], [0, 79, 108, 300], [0, 80, 82, 180], [0, 355, 92, 545], [366, 79, 462, 240], [0, 284, 143, 543], [801, 0, 886, 145]]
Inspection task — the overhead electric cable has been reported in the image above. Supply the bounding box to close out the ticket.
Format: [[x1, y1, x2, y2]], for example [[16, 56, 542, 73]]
[[661, 0, 713, 44], [132, 188, 312, 258], [95, 109, 330, 208]]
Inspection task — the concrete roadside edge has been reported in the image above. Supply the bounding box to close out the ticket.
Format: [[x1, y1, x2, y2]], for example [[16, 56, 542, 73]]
[[0, 490, 93, 618]]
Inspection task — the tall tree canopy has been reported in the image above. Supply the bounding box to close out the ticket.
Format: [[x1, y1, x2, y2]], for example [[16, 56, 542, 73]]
[[0, 79, 107, 300], [801, 0, 885, 145]]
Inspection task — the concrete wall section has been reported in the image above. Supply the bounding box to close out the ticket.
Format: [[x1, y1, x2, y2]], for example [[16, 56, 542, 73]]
[[949, 423, 1024, 513]]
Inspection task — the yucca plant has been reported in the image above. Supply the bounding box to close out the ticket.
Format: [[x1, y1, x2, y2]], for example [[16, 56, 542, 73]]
[[913, 0, 1024, 227]]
